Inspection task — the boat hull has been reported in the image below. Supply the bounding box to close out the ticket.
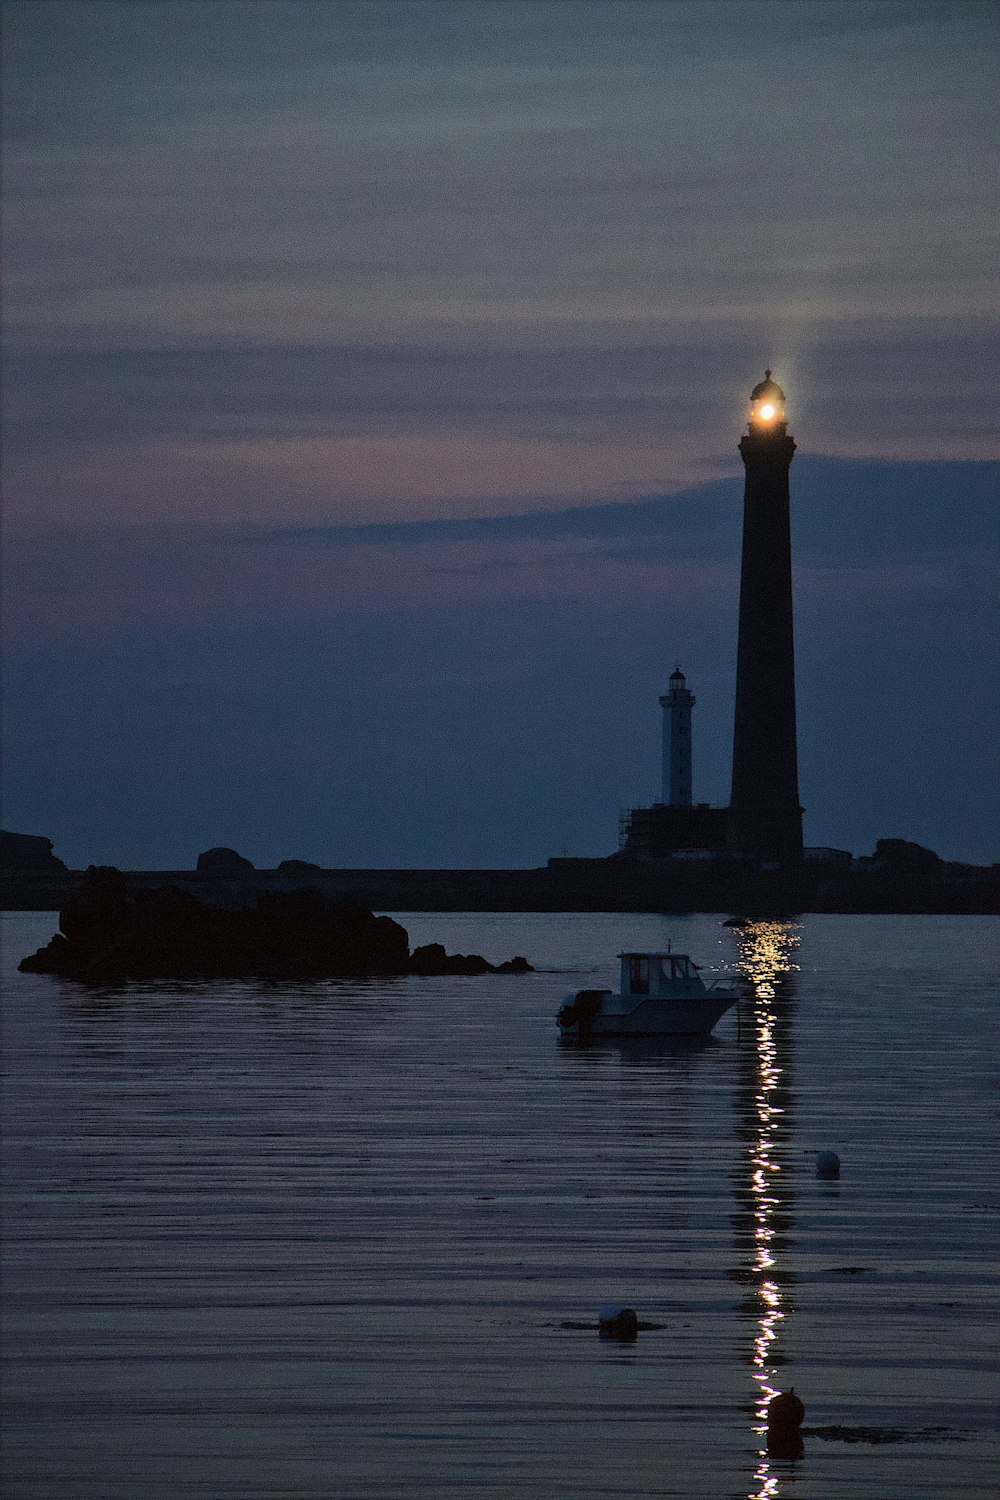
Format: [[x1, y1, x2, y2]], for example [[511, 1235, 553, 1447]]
[[560, 992, 738, 1038]]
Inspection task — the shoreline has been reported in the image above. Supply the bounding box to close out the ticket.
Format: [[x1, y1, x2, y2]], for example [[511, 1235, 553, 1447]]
[[3, 860, 997, 917]]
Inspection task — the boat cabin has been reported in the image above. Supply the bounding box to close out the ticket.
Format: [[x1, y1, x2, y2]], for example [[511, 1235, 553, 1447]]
[[618, 950, 699, 997]]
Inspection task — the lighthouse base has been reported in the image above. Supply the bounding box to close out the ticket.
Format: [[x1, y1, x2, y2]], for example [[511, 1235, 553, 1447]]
[[726, 803, 804, 866]]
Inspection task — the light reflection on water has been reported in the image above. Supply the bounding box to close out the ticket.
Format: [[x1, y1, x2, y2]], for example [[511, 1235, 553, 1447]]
[[732, 922, 801, 1499], [2, 910, 998, 1500]]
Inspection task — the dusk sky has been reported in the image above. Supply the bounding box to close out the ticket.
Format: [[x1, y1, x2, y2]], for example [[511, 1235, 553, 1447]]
[[3, 0, 998, 868]]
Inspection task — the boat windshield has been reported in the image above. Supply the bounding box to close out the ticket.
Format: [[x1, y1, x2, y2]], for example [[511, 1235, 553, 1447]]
[[657, 956, 692, 983]]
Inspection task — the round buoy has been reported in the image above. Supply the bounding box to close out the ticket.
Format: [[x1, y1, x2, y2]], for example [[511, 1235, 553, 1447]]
[[767, 1388, 804, 1432], [816, 1150, 841, 1179], [598, 1305, 639, 1341]]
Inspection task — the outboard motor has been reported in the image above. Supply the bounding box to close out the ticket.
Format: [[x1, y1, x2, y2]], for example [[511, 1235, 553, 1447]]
[[558, 989, 609, 1040]]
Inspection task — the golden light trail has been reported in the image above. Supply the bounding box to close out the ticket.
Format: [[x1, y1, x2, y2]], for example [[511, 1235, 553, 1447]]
[[734, 921, 801, 1500]]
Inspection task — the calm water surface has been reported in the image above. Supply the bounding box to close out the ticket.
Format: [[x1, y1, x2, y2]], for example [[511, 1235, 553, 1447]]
[[2, 911, 998, 1498]]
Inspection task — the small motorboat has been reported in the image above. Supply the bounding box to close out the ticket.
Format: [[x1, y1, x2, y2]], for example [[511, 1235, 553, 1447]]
[[557, 949, 740, 1039]]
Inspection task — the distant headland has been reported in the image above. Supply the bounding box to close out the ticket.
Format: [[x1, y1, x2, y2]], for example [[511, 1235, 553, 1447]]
[[3, 832, 997, 917]]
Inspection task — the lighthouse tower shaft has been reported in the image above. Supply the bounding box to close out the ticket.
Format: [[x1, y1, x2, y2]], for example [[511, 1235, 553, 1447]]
[[660, 671, 695, 806], [728, 401, 803, 862]]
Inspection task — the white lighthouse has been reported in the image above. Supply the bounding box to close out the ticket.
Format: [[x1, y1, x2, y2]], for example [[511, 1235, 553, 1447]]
[[660, 666, 695, 807]]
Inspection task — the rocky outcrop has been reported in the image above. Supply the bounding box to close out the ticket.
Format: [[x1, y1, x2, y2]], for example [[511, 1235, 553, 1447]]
[[408, 942, 532, 976], [871, 838, 941, 873], [195, 847, 256, 876], [18, 867, 533, 982], [0, 831, 68, 875], [0, 831, 78, 911]]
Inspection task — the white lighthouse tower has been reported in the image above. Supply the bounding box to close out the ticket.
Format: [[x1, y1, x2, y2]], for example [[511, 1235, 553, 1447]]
[[660, 666, 695, 807]]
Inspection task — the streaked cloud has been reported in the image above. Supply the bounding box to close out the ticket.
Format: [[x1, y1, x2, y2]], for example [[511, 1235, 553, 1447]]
[[3, 2, 995, 459], [5, 459, 997, 867], [2, 3, 997, 867], [8, 456, 996, 636]]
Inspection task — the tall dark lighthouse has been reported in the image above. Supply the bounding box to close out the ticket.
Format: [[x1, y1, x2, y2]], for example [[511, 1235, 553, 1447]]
[[727, 371, 803, 863]]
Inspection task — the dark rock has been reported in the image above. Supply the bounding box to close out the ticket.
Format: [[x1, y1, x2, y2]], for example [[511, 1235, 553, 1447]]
[[19, 869, 533, 983], [494, 955, 532, 973], [0, 831, 69, 875], [408, 942, 515, 976], [59, 866, 130, 944], [872, 838, 941, 873], [276, 859, 324, 876], [440, 953, 495, 975], [195, 846, 256, 876], [408, 942, 450, 973]]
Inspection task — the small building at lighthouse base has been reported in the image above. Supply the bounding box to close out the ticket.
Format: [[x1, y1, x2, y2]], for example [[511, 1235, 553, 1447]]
[[620, 802, 729, 859]]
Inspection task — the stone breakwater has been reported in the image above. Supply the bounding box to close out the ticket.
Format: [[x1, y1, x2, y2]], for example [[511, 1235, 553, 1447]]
[[18, 867, 532, 982]]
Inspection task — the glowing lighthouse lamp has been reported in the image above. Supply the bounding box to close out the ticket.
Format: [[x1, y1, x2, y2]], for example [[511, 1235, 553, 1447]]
[[748, 370, 787, 432]]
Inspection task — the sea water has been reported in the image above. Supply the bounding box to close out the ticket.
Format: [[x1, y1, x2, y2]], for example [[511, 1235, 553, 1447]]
[[2, 910, 997, 1499]]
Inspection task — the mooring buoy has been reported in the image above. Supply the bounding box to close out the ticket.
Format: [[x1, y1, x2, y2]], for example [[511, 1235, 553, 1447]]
[[598, 1304, 639, 1341]]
